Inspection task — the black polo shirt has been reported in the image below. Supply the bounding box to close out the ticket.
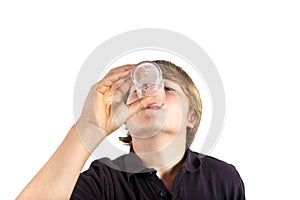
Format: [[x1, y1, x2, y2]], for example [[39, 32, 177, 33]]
[[71, 149, 245, 199]]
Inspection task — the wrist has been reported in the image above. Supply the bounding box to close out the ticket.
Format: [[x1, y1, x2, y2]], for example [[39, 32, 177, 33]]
[[74, 121, 107, 153]]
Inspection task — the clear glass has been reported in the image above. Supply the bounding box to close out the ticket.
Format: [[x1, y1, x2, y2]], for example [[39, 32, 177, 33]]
[[132, 61, 165, 108]]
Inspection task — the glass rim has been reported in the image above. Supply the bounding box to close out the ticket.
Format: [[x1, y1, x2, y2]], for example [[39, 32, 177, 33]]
[[132, 61, 162, 86]]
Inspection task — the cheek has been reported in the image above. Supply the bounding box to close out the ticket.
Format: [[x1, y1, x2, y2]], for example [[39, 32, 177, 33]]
[[166, 94, 180, 110], [165, 93, 189, 121], [165, 94, 181, 120]]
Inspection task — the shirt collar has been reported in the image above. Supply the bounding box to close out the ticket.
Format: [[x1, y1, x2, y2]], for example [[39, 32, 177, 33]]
[[118, 148, 202, 181], [181, 148, 203, 173]]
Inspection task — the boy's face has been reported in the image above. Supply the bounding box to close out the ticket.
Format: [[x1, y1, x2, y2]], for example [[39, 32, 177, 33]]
[[125, 79, 194, 139]]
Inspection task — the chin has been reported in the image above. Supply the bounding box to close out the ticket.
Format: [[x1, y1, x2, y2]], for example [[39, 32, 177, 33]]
[[126, 109, 167, 139]]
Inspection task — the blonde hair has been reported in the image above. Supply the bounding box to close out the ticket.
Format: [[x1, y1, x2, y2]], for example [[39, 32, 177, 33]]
[[120, 60, 202, 147]]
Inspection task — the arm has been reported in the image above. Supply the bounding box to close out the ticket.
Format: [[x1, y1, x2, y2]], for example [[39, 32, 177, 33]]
[[17, 64, 158, 199], [16, 125, 98, 200]]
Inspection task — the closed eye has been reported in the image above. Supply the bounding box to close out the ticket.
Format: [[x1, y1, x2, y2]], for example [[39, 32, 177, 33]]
[[164, 86, 175, 91]]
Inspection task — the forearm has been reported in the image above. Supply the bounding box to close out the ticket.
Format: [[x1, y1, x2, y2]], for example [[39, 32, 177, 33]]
[[16, 64, 146, 199], [17, 125, 105, 200]]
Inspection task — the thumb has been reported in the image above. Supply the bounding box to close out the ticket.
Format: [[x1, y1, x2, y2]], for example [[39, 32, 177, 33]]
[[127, 96, 158, 118]]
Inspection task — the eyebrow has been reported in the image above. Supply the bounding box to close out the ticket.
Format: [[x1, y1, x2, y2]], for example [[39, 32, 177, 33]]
[[164, 80, 183, 91]]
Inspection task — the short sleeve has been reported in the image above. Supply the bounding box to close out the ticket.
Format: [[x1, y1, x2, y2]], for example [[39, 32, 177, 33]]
[[230, 165, 246, 200], [71, 160, 112, 200]]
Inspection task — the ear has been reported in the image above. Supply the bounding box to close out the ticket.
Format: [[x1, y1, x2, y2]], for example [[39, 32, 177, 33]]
[[187, 111, 196, 128]]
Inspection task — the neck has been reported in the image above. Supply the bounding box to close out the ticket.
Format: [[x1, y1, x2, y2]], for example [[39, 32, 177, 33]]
[[132, 130, 187, 194], [156, 154, 185, 194], [132, 130, 186, 170]]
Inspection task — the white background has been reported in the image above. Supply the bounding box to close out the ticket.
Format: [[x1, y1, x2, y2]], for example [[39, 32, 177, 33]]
[[1, 1, 299, 199]]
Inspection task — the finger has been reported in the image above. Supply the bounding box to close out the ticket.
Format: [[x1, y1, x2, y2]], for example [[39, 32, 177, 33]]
[[111, 64, 135, 73], [96, 84, 108, 95], [127, 96, 158, 117], [104, 64, 135, 79], [98, 71, 133, 97], [95, 64, 135, 96], [111, 88, 124, 102], [113, 76, 133, 95], [100, 69, 132, 87], [111, 76, 135, 102], [112, 103, 130, 127]]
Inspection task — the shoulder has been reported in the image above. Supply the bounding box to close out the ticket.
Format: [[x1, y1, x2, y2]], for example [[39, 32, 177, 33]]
[[71, 156, 130, 199], [74, 156, 128, 189], [82, 152, 142, 178], [83, 155, 126, 175], [202, 155, 240, 177], [189, 150, 243, 185], [186, 150, 245, 199]]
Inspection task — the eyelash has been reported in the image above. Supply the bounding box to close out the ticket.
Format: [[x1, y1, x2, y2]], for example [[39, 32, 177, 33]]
[[164, 86, 175, 91], [132, 86, 175, 93]]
